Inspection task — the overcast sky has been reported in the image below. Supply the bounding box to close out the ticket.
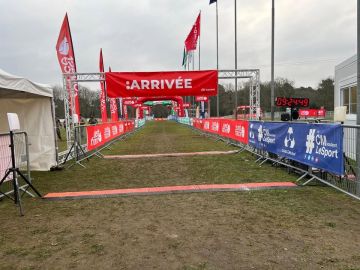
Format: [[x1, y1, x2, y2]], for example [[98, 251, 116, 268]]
[[0, 0, 356, 89]]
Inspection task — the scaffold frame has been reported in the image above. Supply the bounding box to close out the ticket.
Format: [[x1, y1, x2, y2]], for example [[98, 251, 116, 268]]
[[218, 69, 261, 120], [61, 69, 260, 155]]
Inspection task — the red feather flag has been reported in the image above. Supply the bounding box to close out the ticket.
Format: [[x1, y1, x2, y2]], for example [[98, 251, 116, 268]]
[[108, 67, 119, 122], [99, 49, 108, 123], [56, 13, 80, 117], [185, 12, 201, 52]]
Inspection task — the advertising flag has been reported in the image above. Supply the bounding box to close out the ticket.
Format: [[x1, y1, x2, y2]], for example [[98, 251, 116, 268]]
[[182, 47, 188, 67], [185, 13, 201, 52], [110, 98, 119, 122], [99, 49, 108, 123], [56, 13, 80, 117], [108, 66, 118, 122]]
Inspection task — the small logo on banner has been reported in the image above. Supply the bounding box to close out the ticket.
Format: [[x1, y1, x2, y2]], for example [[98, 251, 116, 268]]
[[104, 127, 111, 139], [112, 125, 118, 136], [284, 127, 295, 148], [204, 121, 210, 130], [222, 123, 231, 134], [235, 125, 245, 138], [91, 130, 102, 146], [257, 125, 263, 142], [306, 129, 316, 154], [59, 37, 69, 55], [304, 128, 339, 162], [249, 124, 255, 139], [211, 122, 219, 132]]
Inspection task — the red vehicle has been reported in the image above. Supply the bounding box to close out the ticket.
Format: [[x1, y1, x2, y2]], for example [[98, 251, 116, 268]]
[[236, 106, 263, 120]]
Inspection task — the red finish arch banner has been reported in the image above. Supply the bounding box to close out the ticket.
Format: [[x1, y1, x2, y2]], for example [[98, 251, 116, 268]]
[[105, 70, 218, 98]]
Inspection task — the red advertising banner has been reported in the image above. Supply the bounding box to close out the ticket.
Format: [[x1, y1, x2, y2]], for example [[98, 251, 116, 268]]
[[105, 70, 218, 98], [86, 121, 135, 151], [299, 109, 326, 118], [56, 13, 80, 116], [154, 118, 167, 121], [183, 103, 191, 108], [110, 98, 118, 122], [123, 105, 128, 119], [195, 96, 209, 102], [192, 118, 249, 144]]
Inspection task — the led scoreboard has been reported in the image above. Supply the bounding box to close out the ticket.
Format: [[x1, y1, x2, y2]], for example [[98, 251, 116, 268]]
[[275, 97, 309, 107]]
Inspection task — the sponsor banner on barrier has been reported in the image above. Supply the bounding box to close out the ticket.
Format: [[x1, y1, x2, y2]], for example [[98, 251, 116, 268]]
[[230, 120, 249, 144], [248, 122, 280, 153], [249, 121, 344, 175], [87, 121, 134, 151], [105, 70, 218, 98], [191, 118, 249, 145]]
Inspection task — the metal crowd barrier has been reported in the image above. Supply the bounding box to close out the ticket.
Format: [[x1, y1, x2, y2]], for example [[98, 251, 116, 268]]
[[58, 121, 145, 167], [0, 131, 31, 198], [326, 125, 360, 198], [183, 119, 360, 201]]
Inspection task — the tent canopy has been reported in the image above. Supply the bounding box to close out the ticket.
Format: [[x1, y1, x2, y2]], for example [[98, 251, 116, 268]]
[[0, 69, 56, 171], [0, 69, 53, 98]]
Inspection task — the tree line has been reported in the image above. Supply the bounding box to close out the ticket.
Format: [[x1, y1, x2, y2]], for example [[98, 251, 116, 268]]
[[53, 77, 334, 118], [209, 77, 334, 116]]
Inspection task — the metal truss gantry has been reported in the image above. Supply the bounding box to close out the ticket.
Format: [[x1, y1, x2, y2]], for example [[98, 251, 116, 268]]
[[62, 69, 260, 150], [62, 72, 104, 151], [218, 69, 261, 120]]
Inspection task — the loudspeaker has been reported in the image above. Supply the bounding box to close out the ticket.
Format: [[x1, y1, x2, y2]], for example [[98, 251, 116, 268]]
[[281, 113, 290, 121]]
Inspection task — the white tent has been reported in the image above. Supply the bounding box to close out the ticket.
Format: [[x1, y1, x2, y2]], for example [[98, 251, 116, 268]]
[[0, 69, 57, 170]]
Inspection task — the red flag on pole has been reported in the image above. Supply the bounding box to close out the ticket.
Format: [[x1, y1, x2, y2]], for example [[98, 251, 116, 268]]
[[99, 49, 108, 123], [109, 98, 119, 122], [108, 67, 119, 122], [56, 13, 80, 117], [185, 12, 201, 52]]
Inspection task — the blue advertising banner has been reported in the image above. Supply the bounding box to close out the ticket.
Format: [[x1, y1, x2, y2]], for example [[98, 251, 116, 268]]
[[249, 121, 344, 175], [249, 122, 285, 153]]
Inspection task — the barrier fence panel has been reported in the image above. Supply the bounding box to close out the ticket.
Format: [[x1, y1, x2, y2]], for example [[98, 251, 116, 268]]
[[58, 120, 140, 164], [184, 117, 360, 200], [326, 125, 360, 197], [0, 132, 30, 198]]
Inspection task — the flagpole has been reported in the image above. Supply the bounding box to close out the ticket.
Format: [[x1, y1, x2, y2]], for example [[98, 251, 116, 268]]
[[216, 1, 220, 117], [234, 0, 238, 119], [270, 0, 275, 121], [356, 0, 360, 195], [199, 11, 201, 71]]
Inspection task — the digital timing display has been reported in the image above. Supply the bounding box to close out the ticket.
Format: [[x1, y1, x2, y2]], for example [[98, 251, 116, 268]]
[[275, 97, 309, 107]]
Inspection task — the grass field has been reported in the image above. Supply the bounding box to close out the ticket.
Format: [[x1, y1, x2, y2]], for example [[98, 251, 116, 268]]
[[1, 121, 360, 270]]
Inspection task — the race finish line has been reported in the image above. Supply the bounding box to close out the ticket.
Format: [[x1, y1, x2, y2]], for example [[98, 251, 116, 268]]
[[43, 182, 297, 200], [103, 150, 239, 159]]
